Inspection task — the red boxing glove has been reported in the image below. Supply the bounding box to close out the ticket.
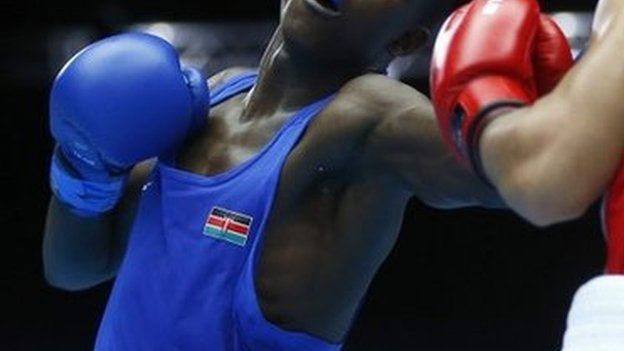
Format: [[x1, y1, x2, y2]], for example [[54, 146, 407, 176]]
[[430, 0, 573, 178], [603, 161, 624, 274], [533, 15, 575, 95]]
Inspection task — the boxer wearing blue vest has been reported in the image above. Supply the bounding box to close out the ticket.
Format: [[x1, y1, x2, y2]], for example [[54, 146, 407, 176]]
[[42, 0, 571, 349]]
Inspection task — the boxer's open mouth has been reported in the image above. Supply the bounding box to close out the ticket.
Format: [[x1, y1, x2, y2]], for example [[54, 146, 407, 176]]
[[304, 0, 342, 17]]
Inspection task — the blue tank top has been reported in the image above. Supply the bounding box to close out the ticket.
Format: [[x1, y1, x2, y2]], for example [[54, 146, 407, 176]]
[[94, 72, 342, 351]]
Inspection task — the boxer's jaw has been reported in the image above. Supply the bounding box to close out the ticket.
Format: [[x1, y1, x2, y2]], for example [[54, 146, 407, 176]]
[[243, 0, 442, 119], [280, 0, 420, 69], [303, 0, 342, 17]]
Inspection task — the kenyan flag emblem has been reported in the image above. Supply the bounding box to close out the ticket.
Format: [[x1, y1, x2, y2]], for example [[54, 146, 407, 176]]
[[203, 207, 253, 247]]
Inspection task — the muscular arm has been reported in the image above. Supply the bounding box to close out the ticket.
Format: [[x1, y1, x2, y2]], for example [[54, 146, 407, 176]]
[[43, 161, 152, 290], [479, 1, 624, 226], [354, 74, 503, 209]]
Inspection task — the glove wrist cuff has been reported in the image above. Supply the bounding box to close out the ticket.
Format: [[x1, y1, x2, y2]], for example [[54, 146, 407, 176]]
[[467, 104, 523, 187], [458, 75, 533, 119], [450, 76, 531, 182], [181, 66, 210, 131], [50, 149, 128, 218]]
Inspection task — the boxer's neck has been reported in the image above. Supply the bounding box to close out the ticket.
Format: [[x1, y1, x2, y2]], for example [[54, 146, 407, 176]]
[[241, 29, 361, 120]]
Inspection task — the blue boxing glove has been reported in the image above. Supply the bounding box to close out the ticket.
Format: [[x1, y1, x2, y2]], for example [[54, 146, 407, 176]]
[[50, 33, 210, 217]]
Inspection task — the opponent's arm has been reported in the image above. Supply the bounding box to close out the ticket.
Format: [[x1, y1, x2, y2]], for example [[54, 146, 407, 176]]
[[358, 2, 569, 211], [480, 4, 624, 226]]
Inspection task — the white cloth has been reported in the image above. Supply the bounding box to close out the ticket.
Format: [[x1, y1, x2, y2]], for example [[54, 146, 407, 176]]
[[562, 275, 624, 351]]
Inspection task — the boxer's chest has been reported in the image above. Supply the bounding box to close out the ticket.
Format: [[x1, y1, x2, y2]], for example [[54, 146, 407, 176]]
[[172, 91, 408, 336], [176, 93, 366, 201]]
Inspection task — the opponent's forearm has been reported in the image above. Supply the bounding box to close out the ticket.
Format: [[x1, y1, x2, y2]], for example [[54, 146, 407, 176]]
[[43, 197, 119, 291], [480, 11, 624, 226]]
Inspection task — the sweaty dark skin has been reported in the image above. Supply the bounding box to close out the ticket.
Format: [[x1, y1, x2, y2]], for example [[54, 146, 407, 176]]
[[43, 0, 500, 344], [175, 0, 499, 342]]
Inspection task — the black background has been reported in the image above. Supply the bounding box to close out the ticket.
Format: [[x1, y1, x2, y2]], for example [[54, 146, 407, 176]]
[[2, 0, 603, 350]]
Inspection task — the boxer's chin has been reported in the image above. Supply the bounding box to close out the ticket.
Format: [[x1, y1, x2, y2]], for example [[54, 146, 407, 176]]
[[303, 0, 342, 18], [279, 0, 354, 63]]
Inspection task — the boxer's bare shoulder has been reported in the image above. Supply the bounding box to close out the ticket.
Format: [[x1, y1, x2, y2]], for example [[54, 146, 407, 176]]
[[317, 73, 499, 208], [283, 73, 436, 197], [334, 73, 442, 158], [334, 73, 431, 122], [317, 73, 436, 176]]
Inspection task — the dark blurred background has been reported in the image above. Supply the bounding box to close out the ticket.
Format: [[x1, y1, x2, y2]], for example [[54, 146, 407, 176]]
[[1, 0, 602, 350]]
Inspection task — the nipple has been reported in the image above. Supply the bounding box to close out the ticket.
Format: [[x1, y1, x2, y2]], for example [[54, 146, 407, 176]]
[[316, 165, 333, 195]]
